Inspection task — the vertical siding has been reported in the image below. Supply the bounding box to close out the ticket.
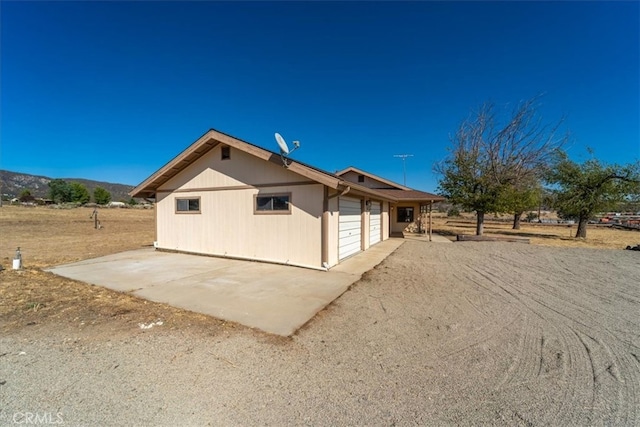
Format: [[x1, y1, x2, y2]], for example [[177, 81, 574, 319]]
[[362, 199, 370, 251], [161, 146, 314, 190], [326, 196, 339, 267], [155, 145, 324, 268], [382, 201, 390, 240]]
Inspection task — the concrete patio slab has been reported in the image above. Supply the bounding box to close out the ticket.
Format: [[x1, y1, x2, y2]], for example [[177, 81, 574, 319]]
[[46, 238, 405, 336]]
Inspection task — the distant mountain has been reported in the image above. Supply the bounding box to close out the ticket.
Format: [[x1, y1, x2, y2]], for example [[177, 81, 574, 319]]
[[0, 170, 137, 202]]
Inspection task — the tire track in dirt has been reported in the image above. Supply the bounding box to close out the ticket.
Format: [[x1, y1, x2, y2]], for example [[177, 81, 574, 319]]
[[407, 242, 638, 425], [455, 243, 640, 425]]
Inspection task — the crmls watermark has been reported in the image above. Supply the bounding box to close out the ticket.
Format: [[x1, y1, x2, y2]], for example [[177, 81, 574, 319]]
[[11, 412, 65, 425]]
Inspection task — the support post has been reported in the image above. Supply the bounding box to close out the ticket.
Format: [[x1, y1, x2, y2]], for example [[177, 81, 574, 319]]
[[321, 186, 329, 269], [428, 201, 433, 242]]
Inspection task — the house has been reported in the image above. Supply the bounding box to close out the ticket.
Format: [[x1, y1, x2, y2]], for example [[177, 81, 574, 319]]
[[130, 129, 444, 270], [336, 166, 444, 236]]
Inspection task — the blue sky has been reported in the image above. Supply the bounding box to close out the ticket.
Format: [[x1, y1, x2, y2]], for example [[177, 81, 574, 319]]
[[1, 1, 638, 191]]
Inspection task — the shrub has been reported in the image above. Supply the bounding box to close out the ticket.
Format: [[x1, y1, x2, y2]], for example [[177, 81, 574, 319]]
[[447, 207, 461, 217]]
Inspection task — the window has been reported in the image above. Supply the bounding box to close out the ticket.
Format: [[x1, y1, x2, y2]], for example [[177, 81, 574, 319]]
[[358, 174, 365, 183], [221, 146, 230, 160], [397, 207, 414, 223], [176, 197, 200, 213], [254, 193, 291, 214]]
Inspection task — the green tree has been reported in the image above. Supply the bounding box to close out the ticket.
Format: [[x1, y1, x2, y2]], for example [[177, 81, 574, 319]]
[[547, 151, 640, 238], [70, 182, 90, 204], [500, 177, 542, 229], [435, 97, 566, 235], [93, 186, 111, 205], [128, 197, 138, 206], [48, 179, 72, 203], [19, 189, 35, 203]]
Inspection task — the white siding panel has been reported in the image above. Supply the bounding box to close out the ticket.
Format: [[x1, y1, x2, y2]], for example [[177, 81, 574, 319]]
[[369, 201, 381, 245], [159, 146, 314, 192], [339, 197, 362, 260], [156, 181, 324, 268]]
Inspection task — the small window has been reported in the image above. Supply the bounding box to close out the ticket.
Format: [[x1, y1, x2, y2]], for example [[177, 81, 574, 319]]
[[397, 207, 414, 223], [254, 193, 291, 214], [176, 197, 200, 213], [221, 146, 231, 160], [358, 174, 365, 183]]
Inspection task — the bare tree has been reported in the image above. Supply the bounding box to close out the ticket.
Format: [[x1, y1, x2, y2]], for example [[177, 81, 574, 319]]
[[435, 97, 566, 235]]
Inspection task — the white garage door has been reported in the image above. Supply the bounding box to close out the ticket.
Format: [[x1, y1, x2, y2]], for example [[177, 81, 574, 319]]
[[369, 201, 381, 246], [339, 197, 362, 260]]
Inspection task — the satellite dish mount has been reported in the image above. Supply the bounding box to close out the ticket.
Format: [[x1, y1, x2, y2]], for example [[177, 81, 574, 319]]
[[274, 132, 300, 167]]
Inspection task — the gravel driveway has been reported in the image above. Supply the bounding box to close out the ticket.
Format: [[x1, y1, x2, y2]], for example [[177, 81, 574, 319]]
[[2, 241, 639, 426]]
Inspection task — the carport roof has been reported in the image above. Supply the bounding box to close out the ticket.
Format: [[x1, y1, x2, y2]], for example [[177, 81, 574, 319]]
[[374, 188, 445, 202], [130, 128, 398, 202]]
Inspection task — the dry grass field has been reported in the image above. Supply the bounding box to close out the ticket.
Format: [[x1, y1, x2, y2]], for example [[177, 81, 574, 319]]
[[431, 213, 639, 250], [0, 205, 226, 335], [0, 205, 155, 268]]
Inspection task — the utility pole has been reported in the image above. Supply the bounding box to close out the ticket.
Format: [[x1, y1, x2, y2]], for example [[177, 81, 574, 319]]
[[393, 154, 414, 186]]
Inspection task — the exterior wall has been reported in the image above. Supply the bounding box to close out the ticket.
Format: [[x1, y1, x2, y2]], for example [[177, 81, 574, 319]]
[[362, 199, 370, 251], [390, 202, 424, 234], [326, 196, 339, 267], [156, 145, 324, 269], [340, 171, 396, 189], [382, 201, 390, 240]]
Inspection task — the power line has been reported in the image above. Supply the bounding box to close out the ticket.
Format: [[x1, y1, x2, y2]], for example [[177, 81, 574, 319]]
[[393, 154, 414, 186]]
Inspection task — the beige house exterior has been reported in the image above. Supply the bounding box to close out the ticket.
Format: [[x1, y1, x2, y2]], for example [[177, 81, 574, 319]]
[[336, 167, 445, 236], [131, 129, 443, 270]]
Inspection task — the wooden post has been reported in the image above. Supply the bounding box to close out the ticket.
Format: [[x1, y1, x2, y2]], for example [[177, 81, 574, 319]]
[[91, 208, 99, 229], [428, 201, 433, 242]]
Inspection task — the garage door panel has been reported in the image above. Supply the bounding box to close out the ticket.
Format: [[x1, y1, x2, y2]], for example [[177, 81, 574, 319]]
[[339, 235, 360, 248], [339, 197, 362, 260], [339, 222, 361, 233]]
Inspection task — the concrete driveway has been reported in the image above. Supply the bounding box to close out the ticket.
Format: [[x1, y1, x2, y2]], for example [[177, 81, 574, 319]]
[[46, 239, 405, 336]]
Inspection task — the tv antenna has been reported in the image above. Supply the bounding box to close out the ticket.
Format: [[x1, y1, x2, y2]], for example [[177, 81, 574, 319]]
[[275, 132, 300, 167], [393, 154, 414, 186]]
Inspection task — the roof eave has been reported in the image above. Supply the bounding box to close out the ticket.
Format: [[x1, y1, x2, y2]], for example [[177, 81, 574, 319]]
[[335, 166, 412, 191], [130, 129, 343, 197], [343, 181, 399, 203]]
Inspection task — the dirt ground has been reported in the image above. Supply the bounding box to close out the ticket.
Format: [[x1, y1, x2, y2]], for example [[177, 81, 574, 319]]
[[1, 206, 640, 425]]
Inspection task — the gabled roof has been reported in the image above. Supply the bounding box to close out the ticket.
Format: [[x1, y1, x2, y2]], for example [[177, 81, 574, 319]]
[[130, 129, 398, 202], [336, 166, 445, 202], [335, 166, 412, 190]]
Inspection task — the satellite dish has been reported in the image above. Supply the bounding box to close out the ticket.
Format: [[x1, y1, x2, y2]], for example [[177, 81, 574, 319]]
[[274, 132, 301, 168], [275, 132, 289, 154]]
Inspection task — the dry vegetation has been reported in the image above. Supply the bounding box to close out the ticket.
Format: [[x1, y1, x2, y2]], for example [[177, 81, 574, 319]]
[[0, 205, 227, 335], [1, 206, 638, 336], [431, 213, 639, 250]]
